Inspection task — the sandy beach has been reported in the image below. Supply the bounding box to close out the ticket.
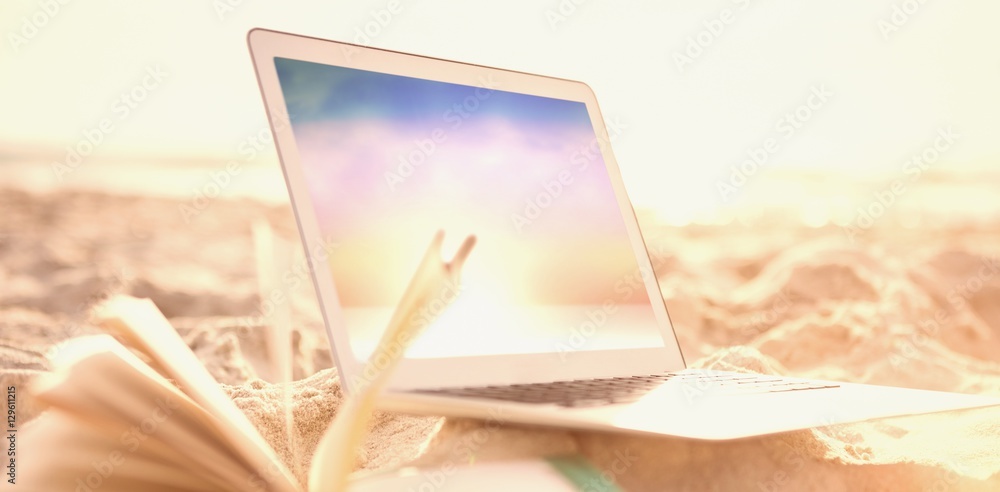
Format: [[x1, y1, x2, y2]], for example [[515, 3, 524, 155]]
[[3, 179, 1000, 491]]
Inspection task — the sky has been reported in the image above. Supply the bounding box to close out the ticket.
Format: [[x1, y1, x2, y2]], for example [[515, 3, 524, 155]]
[[273, 57, 650, 305], [1, 0, 998, 219]]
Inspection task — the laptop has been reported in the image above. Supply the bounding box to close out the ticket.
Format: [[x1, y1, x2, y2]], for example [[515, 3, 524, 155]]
[[247, 28, 1000, 440]]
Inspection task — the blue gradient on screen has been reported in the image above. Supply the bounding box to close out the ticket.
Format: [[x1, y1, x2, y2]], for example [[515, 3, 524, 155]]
[[276, 58, 589, 127], [273, 56, 664, 357]]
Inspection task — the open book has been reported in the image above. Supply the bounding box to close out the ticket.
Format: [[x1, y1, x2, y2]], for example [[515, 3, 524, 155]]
[[19, 232, 619, 491]]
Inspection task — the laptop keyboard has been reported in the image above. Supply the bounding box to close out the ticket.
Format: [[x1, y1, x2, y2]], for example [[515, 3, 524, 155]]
[[412, 372, 840, 408]]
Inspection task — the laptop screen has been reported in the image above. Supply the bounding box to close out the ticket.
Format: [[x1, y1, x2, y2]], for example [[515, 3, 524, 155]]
[[274, 57, 665, 359]]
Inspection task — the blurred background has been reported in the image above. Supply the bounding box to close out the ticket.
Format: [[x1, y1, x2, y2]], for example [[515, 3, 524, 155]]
[[5, 5, 1000, 487], [3, 0, 999, 226], [3, 0, 1000, 388]]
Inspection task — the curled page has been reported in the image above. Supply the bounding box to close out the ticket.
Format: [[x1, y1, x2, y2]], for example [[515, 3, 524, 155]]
[[309, 230, 476, 492], [92, 296, 302, 492]]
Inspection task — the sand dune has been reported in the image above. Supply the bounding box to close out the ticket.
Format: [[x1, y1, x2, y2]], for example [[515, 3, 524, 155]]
[[2, 187, 999, 490]]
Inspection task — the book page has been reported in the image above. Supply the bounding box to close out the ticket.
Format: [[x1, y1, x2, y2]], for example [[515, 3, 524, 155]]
[[22, 336, 257, 491], [310, 231, 476, 492], [92, 296, 301, 492], [21, 412, 224, 492]]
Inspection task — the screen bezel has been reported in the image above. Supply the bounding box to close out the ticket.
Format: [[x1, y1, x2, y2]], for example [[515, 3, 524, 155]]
[[247, 28, 686, 393]]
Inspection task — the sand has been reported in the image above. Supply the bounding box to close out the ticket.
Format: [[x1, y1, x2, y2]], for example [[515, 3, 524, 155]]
[[3, 186, 1000, 491]]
